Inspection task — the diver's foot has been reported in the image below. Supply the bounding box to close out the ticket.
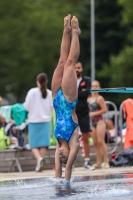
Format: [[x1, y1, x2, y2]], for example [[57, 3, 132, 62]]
[[64, 14, 71, 33], [71, 16, 81, 34]]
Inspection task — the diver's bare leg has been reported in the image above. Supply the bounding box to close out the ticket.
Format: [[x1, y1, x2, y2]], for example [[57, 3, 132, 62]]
[[51, 14, 71, 98], [61, 16, 81, 102]]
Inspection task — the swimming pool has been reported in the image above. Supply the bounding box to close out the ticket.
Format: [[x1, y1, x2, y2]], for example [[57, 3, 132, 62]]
[[0, 173, 133, 200]]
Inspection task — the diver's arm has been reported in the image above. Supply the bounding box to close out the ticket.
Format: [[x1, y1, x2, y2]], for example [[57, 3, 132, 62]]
[[55, 147, 62, 178], [65, 131, 80, 181]]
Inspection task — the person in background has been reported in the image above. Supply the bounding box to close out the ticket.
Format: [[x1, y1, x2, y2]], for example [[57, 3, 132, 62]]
[[0, 96, 2, 104], [104, 118, 115, 138], [0, 97, 6, 125], [24, 73, 53, 172], [87, 80, 110, 169], [0, 115, 5, 125], [75, 62, 94, 170]]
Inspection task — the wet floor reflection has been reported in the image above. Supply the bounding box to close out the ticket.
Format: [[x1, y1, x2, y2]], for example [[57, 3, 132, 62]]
[[0, 173, 133, 199], [55, 185, 83, 197]]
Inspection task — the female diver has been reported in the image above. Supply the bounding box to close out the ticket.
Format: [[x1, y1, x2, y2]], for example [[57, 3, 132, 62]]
[[52, 14, 81, 181]]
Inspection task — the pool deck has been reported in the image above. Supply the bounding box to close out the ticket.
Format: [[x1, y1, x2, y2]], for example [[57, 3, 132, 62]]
[[0, 167, 133, 181]]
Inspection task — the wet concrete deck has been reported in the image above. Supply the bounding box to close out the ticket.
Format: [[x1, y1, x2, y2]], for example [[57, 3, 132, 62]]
[[0, 167, 133, 181]]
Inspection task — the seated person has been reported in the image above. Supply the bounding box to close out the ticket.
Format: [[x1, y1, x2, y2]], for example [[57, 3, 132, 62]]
[[0, 96, 3, 104], [104, 118, 115, 137]]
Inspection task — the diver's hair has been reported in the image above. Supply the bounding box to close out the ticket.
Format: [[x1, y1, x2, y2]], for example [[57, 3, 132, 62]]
[[60, 158, 68, 164], [92, 80, 101, 87], [37, 73, 48, 98]]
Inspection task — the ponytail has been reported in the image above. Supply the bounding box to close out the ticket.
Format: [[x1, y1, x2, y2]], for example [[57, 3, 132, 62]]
[[37, 73, 48, 98], [40, 82, 47, 98]]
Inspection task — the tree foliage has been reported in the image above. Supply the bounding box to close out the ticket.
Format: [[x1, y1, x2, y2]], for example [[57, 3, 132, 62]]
[[98, 0, 133, 103], [77, 0, 125, 81], [0, 0, 81, 102], [0, 0, 130, 105]]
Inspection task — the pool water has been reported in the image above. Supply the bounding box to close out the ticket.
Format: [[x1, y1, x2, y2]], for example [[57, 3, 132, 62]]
[[0, 174, 133, 200]]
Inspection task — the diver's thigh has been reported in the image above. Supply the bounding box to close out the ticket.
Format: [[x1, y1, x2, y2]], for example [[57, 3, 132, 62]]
[[61, 65, 77, 102]]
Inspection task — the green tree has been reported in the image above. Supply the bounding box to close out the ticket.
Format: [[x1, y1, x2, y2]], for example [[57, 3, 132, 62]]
[[77, 0, 125, 82], [0, 0, 81, 102], [98, 0, 133, 103], [0, 0, 126, 104]]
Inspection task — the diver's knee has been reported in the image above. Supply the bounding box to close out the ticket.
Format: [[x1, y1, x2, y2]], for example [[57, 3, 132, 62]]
[[64, 59, 75, 67], [58, 58, 67, 67]]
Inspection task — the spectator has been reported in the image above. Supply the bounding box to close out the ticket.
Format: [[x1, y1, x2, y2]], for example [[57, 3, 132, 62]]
[[75, 62, 94, 170], [87, 80, 110, 169], [104, 118, 116, 138], [24, 73, 53, 172], [0, 96, 3, 104], [0, 97, 5, 125], [0, 115, 5, 125]]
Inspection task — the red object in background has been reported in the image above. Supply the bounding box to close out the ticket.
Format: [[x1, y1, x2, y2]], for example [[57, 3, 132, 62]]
[[80, 81, 86, 86], [111, 153, 116, 159]]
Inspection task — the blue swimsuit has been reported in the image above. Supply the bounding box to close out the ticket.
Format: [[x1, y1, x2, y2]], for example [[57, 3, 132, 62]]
[[53, 88, 78, 142]]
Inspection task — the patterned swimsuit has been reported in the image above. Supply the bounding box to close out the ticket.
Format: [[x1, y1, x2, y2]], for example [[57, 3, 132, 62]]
[[88, 98, 103, 128], [53, 88, 78, 142]]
